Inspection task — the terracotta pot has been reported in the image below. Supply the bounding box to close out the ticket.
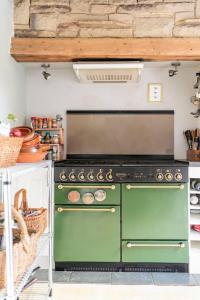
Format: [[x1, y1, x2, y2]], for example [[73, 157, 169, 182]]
[[17, 150, 47, 163], [11, 126, 34, 142], [20, 145, 40, 153], [22, 134, 40, 147]]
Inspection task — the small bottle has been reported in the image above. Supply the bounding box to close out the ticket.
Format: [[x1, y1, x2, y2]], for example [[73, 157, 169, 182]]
[[43, 118, 48, 128], [44, 132, 51, 144], [190, 195, 199, 205], [38, 118, 43, 129], [52, 134, 59, 144], [191, 180, 200, 191], [31, 117, 36, 129], [52, 119, 57, 128], [48, 118, 52, 128]]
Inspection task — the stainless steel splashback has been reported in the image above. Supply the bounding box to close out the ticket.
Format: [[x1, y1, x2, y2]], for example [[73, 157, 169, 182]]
[[66, 111, 174, 157]]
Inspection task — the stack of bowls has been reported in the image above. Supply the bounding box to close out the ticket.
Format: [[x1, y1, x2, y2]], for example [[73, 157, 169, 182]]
[[10, 126, 49, 163]]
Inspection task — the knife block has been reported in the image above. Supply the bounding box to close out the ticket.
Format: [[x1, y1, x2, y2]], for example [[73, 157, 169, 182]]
[[187, 150, 200, 161]]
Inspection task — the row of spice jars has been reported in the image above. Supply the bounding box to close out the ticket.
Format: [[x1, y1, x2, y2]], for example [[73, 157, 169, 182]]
[[31, 117, 61, 129], [41, 132, 60, 144]]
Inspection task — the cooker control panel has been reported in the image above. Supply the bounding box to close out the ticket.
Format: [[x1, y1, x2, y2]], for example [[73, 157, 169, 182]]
[[55, 166, 188, 183]]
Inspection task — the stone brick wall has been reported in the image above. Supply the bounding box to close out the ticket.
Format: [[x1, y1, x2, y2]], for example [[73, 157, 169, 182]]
[[14, 0, 200, 37]]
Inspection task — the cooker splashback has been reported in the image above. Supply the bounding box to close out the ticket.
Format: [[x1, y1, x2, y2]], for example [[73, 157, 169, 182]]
[[66, 111, 174, 157]]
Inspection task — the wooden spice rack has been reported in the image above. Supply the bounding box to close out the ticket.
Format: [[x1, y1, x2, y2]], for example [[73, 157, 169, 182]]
[[35, 128, 64, 161]]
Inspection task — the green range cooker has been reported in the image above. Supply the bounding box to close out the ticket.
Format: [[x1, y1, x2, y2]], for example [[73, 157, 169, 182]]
[[54, 110, 189, 272]]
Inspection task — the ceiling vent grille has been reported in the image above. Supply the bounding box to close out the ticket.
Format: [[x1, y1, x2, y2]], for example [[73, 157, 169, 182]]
[[73, 62, 143, 83]]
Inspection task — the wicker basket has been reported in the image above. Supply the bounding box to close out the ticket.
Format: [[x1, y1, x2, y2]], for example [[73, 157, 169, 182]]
[[0, 204, 39, 289], [0, 137, 23, 167], [14, 189, 47, 236]]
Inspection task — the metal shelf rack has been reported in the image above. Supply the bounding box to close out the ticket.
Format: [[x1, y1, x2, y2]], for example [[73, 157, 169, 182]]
[[0, 161, 53, 300]]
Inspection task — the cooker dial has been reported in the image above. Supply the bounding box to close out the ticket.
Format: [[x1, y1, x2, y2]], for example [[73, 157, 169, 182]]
[[175, 173, 182, 181], [156, 173, 163, 181], [87, 171, 95, 181], [165, 172, 173, 181], [106, 169, 113, 181], [97, 169, 104, 181], [59, 171, 67, 181], [69, 171, 76, 181], [78, 171, 85, 181]]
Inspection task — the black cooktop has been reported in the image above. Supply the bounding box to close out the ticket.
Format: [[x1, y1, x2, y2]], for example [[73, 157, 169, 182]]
[[55, 157, 188, 167]]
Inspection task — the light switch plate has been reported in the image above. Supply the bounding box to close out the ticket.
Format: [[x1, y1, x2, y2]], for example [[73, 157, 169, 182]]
[[148, 83, 163, 102]]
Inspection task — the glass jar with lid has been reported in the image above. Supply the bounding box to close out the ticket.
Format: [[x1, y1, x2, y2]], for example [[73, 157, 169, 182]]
[[52, 134, 59, 144]]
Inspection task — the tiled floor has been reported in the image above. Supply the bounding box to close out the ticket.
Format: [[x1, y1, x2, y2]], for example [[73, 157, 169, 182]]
[[36, 270, 200, 286]]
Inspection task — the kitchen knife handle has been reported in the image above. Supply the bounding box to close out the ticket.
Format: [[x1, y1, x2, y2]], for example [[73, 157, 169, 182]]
[[126, 184, 184, 190], [58, 184, 116, 190], [57, 207, 116, 213], [127, 242, 185, 248]]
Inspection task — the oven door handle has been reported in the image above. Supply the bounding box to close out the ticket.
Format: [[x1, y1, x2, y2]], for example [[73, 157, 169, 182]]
[[127, 242, 185, 248], [57, 207, 116, 213], [126, 184, 184, 190], [58, 184, 116, 190]]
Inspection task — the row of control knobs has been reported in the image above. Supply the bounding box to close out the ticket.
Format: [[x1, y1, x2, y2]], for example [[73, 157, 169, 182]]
[[60, 169, 113, 182], [156, 172, 183, 181]]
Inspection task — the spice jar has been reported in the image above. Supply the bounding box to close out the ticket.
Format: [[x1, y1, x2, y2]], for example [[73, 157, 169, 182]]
[[31, 117, 36, 129], [43, 118, 48, 128], [48, 118, 52, 128], [52, 134, 59, 144], [44, 132, 51, 144], [38, 118, 43, 129], [52, 119, 57, 128]]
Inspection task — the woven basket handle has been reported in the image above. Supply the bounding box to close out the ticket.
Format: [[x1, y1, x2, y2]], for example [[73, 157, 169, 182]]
[[0, 203, 30, 253], [14, 188, 29, 211]]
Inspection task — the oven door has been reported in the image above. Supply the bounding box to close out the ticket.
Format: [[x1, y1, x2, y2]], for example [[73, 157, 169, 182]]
[[54, 205, 120, 262], [122, 183, 188, 240]]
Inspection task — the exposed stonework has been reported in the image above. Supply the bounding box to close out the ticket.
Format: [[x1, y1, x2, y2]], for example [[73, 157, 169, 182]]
[[91, 4, 117, 14], [196, 0, 200, 17], [14, 0, 30, 25], [134, 17, 174, 37], [80, 27, 133, 37], [14, 0, 200, 37]]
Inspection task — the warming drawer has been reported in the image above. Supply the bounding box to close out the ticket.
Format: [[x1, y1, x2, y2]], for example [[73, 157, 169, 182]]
[[122, 240, 189, 263], [122, 183, 188, 240], [54, 205, 120, 262]]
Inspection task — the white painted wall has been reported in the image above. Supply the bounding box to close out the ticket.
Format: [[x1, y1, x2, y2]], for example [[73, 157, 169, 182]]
[[26, 64, 198, 159], [0, 0, 26, 124]]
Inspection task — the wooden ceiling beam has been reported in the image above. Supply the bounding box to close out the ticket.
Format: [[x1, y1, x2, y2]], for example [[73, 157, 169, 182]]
[[11, 37, 200, 62]]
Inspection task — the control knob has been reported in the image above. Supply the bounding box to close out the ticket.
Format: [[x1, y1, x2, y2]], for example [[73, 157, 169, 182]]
[[78, 171, 85, 181], [165, 173, 173, 181], [175, 173, 182, 181], [59, 171, 67, 181], [156, 173, 163, 181], [106, 169, 113, 181], [69, 171, 76, 181], [97, 169, 104, 181], [87, 171, 95, 181]]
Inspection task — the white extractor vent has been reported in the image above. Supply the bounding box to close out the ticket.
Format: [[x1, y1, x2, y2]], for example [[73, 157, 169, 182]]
[[73, 62, 143, 83]]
